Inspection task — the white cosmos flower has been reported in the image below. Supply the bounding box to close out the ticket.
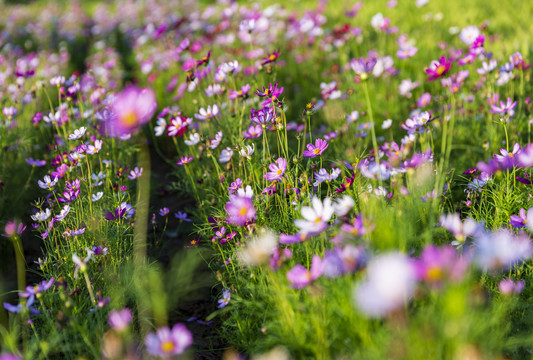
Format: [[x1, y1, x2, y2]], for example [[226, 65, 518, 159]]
[[219, 147, 233, 163], [239, 144, 255, 159], [294, 197, 334, 234], [92, 192, 103, 202], [55, 205, 71, 221], [238, 229, 278, 267], [184, 133, 200, 146], [31, 208, 51, 222], [68, 127, 87, 140], [333, 195, 355, 217], [154, 118, 167, 136], [38, 175, 58, 190], [86, 140, 102, 155]]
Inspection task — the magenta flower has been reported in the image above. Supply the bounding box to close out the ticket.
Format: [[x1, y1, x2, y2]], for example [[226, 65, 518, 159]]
[[425, 56, 452, 81], [145, 323, 193, 357], [350, 57, 377, 79], [242, 124, 263, 139], [108, 86, 156, 137], [255, 82, 284, 106], [250, 106, 275, 126], [25, 158, 46, 167], [229, 84, 251, 100], [176, 156, 193, 165], [262, 50, 281, 65], [302, 138, 328, 158], [416, 92, 431, 107], [264, 158, 287, 182], [225, 196, 256, 226], [286, 255, 323, 289], [228, 179, 242, 195], [2, 221, 26, 238]]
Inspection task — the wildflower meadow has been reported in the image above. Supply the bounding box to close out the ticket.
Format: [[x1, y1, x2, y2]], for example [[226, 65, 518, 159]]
[[2, 0, 533, 358]]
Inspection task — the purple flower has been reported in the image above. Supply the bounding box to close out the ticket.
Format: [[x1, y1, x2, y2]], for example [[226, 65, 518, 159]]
[[242, 124, 263, 139], [255, 82, 284, 106], [217, 289, 231, 308], [176, 156, 193, 166], [25, 158, 46, 167], [38, 175, 58, 190], [279, 233, 308, 245], [414, 245, 468, 287], [159, 208, 170, 216], [4, 295, 40, 315], [108, 86, 156, 137], [145, 323, 193, 357], [225, 196, 256, 226], [350, 57, 377, 79], [286, 255, 323, 289], [250, 106, 275, 126], [229, 84, 251, 100], [302, 138, 328, 158], [175, 211, 192, 222], [108, 308, 132, 332], [127, 166, 143, 180], [416, 92, 431, 107], [228, 178, 242, 195], [509, 208, 533, 228], [499, 279, 525, 295], [2, 221, 26, 238], [490, 97, 517, 120], [264, 158, 287, 182], [19, 278, 54, 298], [440, 213, 482, 248], [105, 203, 135, 221], [0, 353, 22, 360]]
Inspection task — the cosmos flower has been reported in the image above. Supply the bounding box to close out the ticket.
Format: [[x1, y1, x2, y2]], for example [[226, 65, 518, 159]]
[[86, 140, 103, 155], [108, 86, 156, 137], [354, 252, 417, 317], [128, 167, 143, 180], [194, 105, 219, 121], [473, 230, 532, 271], [145, 324, 193, 357], [239, 144, 255, 159], [219, 147, 234, 163], [184, 133, 201, 146], [313, 168, 341, 186], [31, 208, 51, 222], [509, 208, 533, 228], [238, 229, 277, 266], [294, 197, 334, 235], [499, 279, 525, 295], [225, 196, 255, 226], [414, 245, 469, 287], [38, 175, 58, 190], [302, 139, 328, 158], [176, 156, 193, 165], [250, 106, 275, 126], [108, 308, 132, 332], [4, 295, 40, 315], [286, 255, 323, 289], [68, 127, 87, 140], [19, 278, 54, 298], [264, 158, 287, 181], [425, 56, 452, 81], [218, 289, 231, 308], [490, 97, 517, 120]]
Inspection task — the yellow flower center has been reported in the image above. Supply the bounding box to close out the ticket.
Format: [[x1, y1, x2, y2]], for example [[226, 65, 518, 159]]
[[277, 169, 283, 175], [269, 54, 276, 61], [161, 340, 176, 353], [427, 266, 443, 281], [121, 111, 138, 127], [239, 207, 248, 216], [313, 148, 320, 154], [436, 65, 446, 75], [313, 217, 322, 224]]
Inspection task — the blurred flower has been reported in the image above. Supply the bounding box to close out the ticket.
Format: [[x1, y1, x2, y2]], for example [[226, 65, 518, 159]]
[[509, 208, 533, 228], [294, 197, 334, 235], [68, 127, 87, 140], [440, 213, 481, 248], [354, 252, 417, 317], [127, 166, 143, 180], [19, 278, 54, 298], [226, 196, 255, 226], [287, 255, 323, 288], [499, 279, 525, 295], [474, 230, 532, 271], [239, 229, 278, 266], [175, 211, 191, 222], [108, 86, 156, 137], [3, 295, 40, 315], [108, 308, 132, 332], [194, 104, 219, 121], [2, 221, 26, 238], [425, 56, 452, 81], [145, 323, 193, 357], [218, 289, 231, 308], [415, 245, 468, 286]]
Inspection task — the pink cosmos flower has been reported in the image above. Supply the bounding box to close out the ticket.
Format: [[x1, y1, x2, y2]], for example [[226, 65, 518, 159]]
[[302, 138, 328, 158], [176, 156, 193, 165], [425, 56, 452, 81], [264, 158, 287, 181], [225, 196, 256, 226], [145, 323, 193, 357], [286, 255, 323, 289], [108, 86, 156, 137]]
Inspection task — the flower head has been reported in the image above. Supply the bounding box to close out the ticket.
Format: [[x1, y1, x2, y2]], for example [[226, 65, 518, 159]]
[[302, 139, 328, 158], [108, 86, 156, 137], [225, 196, 256, 226], [264, 158, 287, 182], [145, 324, 193, 357]]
